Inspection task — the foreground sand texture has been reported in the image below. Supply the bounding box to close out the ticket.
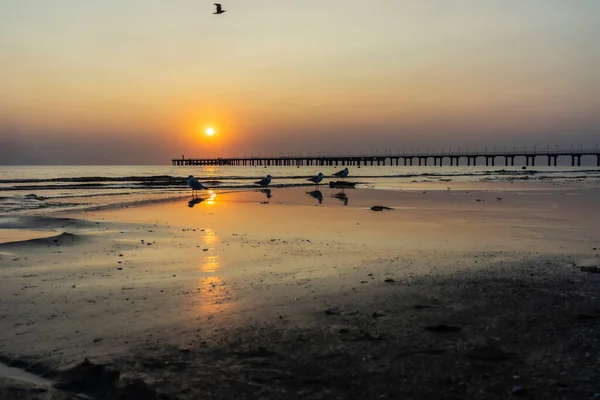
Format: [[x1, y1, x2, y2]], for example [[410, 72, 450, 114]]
[[1, 185, 599, 399]]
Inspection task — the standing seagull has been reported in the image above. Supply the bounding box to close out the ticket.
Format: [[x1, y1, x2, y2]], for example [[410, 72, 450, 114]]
[[213, 3, 226, 14], [333, 167, 349, 178], [187, 175, 208, 197], [306, 172, 324, 188], [254, 175, 272, 187]]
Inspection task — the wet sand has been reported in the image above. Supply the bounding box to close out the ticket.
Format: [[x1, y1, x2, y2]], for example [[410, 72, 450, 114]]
[[1, 184, 599, 399]]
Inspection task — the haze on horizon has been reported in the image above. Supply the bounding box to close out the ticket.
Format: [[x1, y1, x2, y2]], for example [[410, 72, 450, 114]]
[[1, 0, 599, 165]]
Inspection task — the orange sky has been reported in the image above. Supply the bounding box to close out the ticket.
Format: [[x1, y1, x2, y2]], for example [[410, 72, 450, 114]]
[[1, 0, 599, 164]]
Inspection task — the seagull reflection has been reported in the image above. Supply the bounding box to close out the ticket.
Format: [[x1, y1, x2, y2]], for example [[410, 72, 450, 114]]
[[306, 190, 323, 204], [188, 197, 205, 208], [259, 188, 272, 199], [332, 192, 348, 206]]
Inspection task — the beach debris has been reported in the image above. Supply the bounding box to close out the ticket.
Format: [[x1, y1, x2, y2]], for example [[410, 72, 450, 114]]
[[476, 199, 484, 202], [54, 358, 118, 396], [576, 313, 597, 320], [580, 266, 600, 274], [383, 278, 395, 283], [413, 305, 433, 309], [371, 311, 387, 318], [371, 206, 393, 211], [512, 386, 526, 396], [53, 358, 162, 399], [339, 328, 350, 334], [324, 307, 341, 315], [329, 181, 355, 189], [424, 324, 462, 333], [497, 197, 503, 201]]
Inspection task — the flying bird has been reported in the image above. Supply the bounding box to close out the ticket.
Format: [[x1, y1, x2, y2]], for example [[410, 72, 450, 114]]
[[213, 3, 226, 14], [306, 172, 324, 187], [187, 175, 208, 197], [333, 167, 349, 178], [254, 175, 272, 187]]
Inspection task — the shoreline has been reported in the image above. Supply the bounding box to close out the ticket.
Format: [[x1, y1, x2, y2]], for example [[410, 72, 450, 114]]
[[1, 185, 599, 399]]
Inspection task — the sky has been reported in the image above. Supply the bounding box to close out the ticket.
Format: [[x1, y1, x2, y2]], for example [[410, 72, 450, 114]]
[[1, 0, 599, 164]]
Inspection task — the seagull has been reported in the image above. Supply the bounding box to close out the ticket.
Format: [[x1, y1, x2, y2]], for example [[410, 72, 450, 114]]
[[187, 175, 208, 197], [333, 167, 349, 178], [306, 172, 324, 188], [254, 175, 272, 187], [213, 3, 226, 14]]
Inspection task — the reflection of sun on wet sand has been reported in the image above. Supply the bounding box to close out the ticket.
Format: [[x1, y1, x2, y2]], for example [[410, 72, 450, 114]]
[[1, 185, 600, 399]]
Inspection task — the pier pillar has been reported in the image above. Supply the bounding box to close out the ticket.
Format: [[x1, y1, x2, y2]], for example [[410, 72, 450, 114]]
[[531, 156, 536, 167], [547, 156, 551, 166], [439, 157, 443, 167], [577, 156, 581, 166], [571, 156, 575, 167], [597, 155, 600, 167]]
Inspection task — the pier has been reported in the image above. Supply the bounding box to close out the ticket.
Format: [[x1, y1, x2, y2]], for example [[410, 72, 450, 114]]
[[173, 147, 600, 167]]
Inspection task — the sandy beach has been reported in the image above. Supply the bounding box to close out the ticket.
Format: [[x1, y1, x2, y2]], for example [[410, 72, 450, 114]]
[[1, 183, 599, 399]]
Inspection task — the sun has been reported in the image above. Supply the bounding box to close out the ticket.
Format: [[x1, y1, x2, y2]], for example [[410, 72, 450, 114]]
[[205, 127, 215, 136]]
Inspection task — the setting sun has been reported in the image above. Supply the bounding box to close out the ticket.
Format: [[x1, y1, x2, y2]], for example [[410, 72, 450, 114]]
[[205, 127, 215, 136]]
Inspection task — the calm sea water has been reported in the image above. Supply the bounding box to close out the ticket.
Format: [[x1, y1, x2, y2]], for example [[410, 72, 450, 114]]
[[1, 165, 599, 214]]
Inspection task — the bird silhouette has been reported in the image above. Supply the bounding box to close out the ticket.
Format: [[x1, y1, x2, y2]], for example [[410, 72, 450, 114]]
[[307, 172, 324, 187], [333, 167, 349, 178], [213, 3, 226, 14], [254, 175, 272, 187], [187, 175, 208, 197]]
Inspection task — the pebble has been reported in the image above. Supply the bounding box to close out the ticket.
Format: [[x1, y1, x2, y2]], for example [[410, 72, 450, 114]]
[[512, 386, 525, 396]]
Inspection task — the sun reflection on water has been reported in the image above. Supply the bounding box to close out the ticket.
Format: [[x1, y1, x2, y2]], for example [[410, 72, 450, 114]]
[[201, 255, 220, 272], [207, 190, 217, 205], [190, 228, 236, 316]]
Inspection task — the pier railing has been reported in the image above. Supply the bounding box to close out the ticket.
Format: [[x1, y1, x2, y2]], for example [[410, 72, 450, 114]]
[[172, 147, 600, 167]]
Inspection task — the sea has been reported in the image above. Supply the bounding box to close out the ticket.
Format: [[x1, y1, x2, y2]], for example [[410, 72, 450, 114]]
[[1, 165, 600, 215]]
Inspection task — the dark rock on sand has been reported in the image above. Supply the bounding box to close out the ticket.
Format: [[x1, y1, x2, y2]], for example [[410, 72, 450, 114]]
[[54, 358, 119, 397], [580, 266, 600, 273], [50, 359, 170, 399], [383, 278, 395, 283], [328, 181, 356, 189], [371, 206, 393, 211], [413, 305, 433, 310], [512, 385, 526, 395]]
